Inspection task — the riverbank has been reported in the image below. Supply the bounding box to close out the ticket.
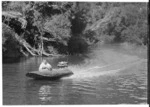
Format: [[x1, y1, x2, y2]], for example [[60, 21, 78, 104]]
[[3, 42, 147, 64]]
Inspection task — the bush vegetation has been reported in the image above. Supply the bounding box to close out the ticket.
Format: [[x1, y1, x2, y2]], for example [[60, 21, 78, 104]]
[[2, 2, 148, 58]]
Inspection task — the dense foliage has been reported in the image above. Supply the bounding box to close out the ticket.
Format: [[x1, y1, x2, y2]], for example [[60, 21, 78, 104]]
[[2, 2, 148, 58]]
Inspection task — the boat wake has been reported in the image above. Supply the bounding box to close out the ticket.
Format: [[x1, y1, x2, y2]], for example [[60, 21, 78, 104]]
[[66, 58, 145, 79]]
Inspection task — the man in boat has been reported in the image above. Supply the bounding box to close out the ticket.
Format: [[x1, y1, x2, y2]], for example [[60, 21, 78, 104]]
[[39, 59, 52, 72]]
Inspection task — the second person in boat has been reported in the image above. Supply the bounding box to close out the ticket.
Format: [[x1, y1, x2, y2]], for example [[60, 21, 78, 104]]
[[39, 59, 52, 72]]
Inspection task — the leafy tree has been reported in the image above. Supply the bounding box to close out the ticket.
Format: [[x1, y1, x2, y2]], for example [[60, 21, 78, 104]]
[[2, 2, 148, 58], [2, 1, 73, 57]]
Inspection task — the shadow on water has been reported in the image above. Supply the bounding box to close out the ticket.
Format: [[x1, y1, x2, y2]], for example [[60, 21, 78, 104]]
[[3, 57, 26, 64]]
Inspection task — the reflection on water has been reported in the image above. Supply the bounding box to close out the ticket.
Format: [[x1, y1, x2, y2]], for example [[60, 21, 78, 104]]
[[38, 80, 68, 104], [39, 85, 52, 102], [3, 44, 147, 104]]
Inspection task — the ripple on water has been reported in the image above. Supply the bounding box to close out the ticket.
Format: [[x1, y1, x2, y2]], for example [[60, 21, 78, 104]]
[[3, 44, 147, 104]]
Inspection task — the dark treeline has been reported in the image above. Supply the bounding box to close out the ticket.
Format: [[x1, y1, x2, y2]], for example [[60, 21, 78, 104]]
[[2, 2, 148, 58]]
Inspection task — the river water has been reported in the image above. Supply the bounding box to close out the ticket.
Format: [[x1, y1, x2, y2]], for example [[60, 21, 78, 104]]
[[3, 44, 147, 105]]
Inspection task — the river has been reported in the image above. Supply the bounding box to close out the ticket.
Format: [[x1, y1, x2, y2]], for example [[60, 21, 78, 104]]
[[3, 43, 147, 105]]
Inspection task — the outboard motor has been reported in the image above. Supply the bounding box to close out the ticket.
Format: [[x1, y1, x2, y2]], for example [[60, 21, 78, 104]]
[[57, 61, 68, 68]]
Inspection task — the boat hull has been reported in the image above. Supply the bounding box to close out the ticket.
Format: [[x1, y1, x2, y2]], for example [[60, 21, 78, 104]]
[[26, 68, 73, 80]]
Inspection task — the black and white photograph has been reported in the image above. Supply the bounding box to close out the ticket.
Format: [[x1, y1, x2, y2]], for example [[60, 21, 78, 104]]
[[2, 0, 148, 105]]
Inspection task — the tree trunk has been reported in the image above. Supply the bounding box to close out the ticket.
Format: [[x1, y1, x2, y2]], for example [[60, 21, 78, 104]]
[[41, 32, 43, 56]]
